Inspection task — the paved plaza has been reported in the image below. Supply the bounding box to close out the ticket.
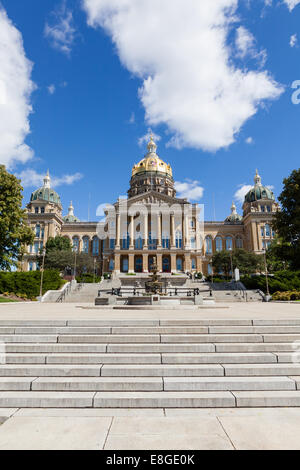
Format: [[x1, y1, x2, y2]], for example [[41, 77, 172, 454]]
[[0, 301, 299, 450]]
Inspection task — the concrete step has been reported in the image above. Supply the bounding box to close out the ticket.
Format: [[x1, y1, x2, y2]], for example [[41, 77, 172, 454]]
[[0, 335, 58, 343], [161, 353, 277, 364], [45, 354, 161, 365], [110, 327, 209, 334], [224, 363, 300, 376], [31, 377, 163, 392], [209, 326, 300, 334], [160, 335, 263, 343], [0, 392, 95, 408], [107, 344, 215, 353], [101, 364, 225, 377], [0, 377, 36, 391], [0, 365, 102, 376], [5, 344, 108, 354], [232, 391, 300, 407], [163, 376, 296, 391], [12, 327, 111, 335], [215, 343, 298, 353], [93, 391, 235, 408], [58, 335, 160, 343]]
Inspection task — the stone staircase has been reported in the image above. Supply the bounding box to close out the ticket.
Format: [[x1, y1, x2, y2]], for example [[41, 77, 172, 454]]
[[1, 319, 300, 407], [64, 284, 101, 303]]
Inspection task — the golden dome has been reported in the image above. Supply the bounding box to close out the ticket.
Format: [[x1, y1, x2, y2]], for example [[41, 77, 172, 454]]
[[132, 135, 173, 178]]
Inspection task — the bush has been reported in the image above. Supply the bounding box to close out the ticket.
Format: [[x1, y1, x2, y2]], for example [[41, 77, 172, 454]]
[[75, 274, 101, 283], [272, 291, 300, 301], [0, 270, 63, 298], [242, 271, 300, 294]]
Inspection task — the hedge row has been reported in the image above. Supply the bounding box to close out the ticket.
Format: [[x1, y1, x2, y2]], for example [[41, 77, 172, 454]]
[[272, 291, 300, 301], [0, 271, 63, 298], [75, 274, 102, 283], [241, 271, 300, 294]]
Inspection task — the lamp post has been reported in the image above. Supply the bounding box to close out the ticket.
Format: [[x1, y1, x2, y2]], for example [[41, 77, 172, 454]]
[[73, 245, 77, 281], [263, 239, 271, 301], [39, 248, 46, 301], [229, 247, 234, 281], [93, 258, 96, 284]]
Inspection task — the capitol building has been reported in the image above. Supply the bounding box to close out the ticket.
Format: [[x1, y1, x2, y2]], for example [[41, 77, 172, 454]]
[[22, 136, 278, 276]]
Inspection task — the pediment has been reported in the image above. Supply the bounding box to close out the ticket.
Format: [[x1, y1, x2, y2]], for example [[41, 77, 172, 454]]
[[124, 191, 190, 207]]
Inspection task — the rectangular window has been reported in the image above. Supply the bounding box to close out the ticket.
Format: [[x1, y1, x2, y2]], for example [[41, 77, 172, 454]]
[[34, 242, 39, 254], [109, 239, 115, 250], [190, 237, 196, 249], [261, 227, 265, 237]]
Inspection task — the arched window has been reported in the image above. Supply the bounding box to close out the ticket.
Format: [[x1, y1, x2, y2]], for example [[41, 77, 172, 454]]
[[35, 224, 40, 237], [82, 236, 89, 254], [135, 234, 143, 249], [162, 233, 170, 249], [216, 237, 223, 252], [92, 237, 99, 256], [41, 207, 45, 214], [72, 237, 79, 253], [41, 227, 45, 239], [265, 224, 271, 237], [35, 207, 39, 214], [149, 232, 157, 250], [236, 236, 243, 249], [29, 262, 34, 271], [122, 233, 130, 250], [176, 231, 182, 249], [109, 258, 114, 271], [191, 258, 196, 270], [205, 236, 212, 254], [225, 236, 233, 251]]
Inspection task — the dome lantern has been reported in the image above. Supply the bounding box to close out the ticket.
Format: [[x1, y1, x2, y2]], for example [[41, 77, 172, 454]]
[[63, 201, 80, 223], [244, 170, 275, 204], [30, 170, 62, 207], [225, 201, 243, 224]]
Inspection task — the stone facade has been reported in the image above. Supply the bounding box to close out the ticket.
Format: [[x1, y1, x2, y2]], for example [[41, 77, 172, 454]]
[[22, 138, 279, 275]]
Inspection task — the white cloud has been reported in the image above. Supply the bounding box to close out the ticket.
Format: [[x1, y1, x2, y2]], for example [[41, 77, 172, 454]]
[[18, 169, 83, 188], [0, 7, 36, 168], [44, 1, 76, 56], [175, 180, 204, 201], [235, 26, 267, 66], [290, 34, 298, 48], [82, 0, 283, 152], [283, 0, 300, 11], [234, 184, 252, 204], [47, 84, 56, 95], [128, 112, 135, 124], [138, 129, 161, 147], [245, 136, 254, 144]]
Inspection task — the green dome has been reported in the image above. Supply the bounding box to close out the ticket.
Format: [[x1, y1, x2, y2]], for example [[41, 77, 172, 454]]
[[63, 214, 80, 223], [225, 202, 243, 225], [244, 170, 275, 204], [30, 186, 62, 205]]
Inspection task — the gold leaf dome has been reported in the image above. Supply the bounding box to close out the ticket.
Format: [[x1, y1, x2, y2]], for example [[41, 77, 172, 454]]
[[132, 135, 173, 178]]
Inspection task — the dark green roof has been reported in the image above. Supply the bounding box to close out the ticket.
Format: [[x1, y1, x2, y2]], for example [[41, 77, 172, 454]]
[[224, 213, 243, 225], [63, 214, 80, 223], [244, 185, 275, 203], [30, 187, 62, 206]]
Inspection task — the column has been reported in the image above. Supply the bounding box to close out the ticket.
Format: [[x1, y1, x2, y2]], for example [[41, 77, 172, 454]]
[[182, 213, 186, 248], [129, 215, 134, 249], [171, 253, 176, 273], [128, 253, 134, 273], [157, 213, 162, 248], [143, 214, 148, 249], [143, 253, 148, 273], [184, 216, 190, 249], [114, 254, 120, 274], [156, 253, 162, 272], [115, 213, 121, 249], [196, 256, 202, 273], [184, 254, 191, 272], [170, 214, 175, 248]]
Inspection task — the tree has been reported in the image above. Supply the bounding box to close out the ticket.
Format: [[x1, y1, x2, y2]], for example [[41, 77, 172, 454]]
[[266, 239, 292, 272], [273, 168, 300, 269], [0, 165, 34, 270], [46, 236, 72, 253], [44, 250, 97, 276], [212, 249, 263, 278]]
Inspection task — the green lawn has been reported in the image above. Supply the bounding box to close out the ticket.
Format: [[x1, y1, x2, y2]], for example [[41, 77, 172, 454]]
[[0, 298, 16, 303]]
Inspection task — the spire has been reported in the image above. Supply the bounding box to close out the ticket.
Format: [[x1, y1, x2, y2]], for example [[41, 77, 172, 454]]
[[147, 133, 157, 155], [43, 170, 51, 189], [254, 169, 262, 186], [231, 201, 237, 215], [68, 201, 74, 216]]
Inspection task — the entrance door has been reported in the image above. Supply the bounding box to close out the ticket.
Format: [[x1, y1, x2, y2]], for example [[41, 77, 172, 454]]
[[162, 257, 170, 273], [122, 257, 128, 273], [176, 257, 183, 272], [135, 256, 143, 273]]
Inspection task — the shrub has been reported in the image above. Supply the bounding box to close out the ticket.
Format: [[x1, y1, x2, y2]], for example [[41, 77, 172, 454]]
[[0, 270, 63, 298], [241, 271, 300, 294], [272, 291, 300, 301], [75, 274, 101, 283]]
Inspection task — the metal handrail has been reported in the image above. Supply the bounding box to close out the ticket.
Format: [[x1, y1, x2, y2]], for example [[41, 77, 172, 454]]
[[97, 286, 209, 298]]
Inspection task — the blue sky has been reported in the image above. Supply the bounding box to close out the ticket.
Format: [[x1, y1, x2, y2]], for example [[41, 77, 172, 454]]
[[1, 0, 300, 222]]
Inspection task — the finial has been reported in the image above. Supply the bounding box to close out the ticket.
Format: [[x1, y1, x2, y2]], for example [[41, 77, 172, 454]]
[[43, 170, 51, 189], [254, 169, 262, 186], [231, 201, 237, 214], [68, 201, 74, 216], [147, 132, 157, 154]]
